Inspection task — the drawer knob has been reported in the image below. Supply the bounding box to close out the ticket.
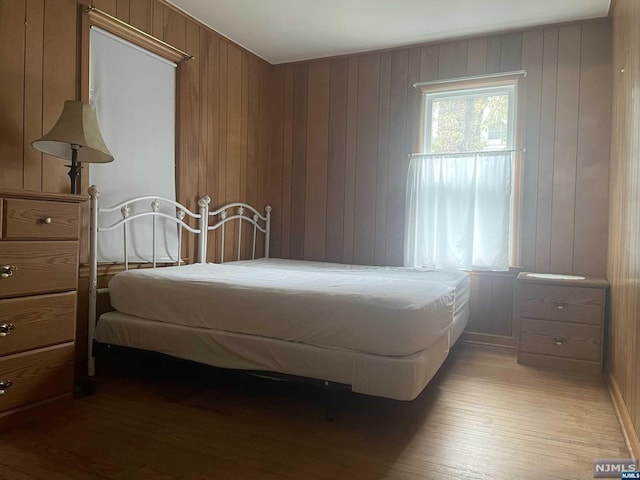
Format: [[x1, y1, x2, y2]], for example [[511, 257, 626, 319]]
[[0, 323, 14, 336], [555, 301, 565, 310], [553, 336, 566, 346], [43, 217, 53, 224], [0, 381, 13, 394], [0, 265, 17, 279]]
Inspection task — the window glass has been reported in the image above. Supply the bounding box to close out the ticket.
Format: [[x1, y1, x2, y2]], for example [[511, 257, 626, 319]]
[[425, 86, 514, 153]]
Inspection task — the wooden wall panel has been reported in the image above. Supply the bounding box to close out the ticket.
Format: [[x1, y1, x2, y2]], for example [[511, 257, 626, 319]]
[[151, 0, 163, 40], [342, 58, 359, 264], [280, 66, 294, 259], [486, 36, 502, 73], [216, 42, 228, 262], [178, 20, 201, 260], [466, 38, 488, 76], [116, 0, 129, 23], [325, 59, 348, 263], [550, 25, 581, 274], [535, 28, 559, 273], [0, 0, 26, 190], [437, 40, 468, 79], [466, 273, 514, 337], [267, 64, 283, 259], [608, 0, 640, 459], [500, 33, 523, 71], [290, 64, 308, 260], [197, 29, 209, 199], [204, 33, 220, 263], [162, 6, 185, 51], [374, 53, 391, 266], [270, 19, 612, 341], [257, 59, 272, 259], [240, 53, 249, 254], [353, 55, 380, 265], [303, 61, 330, 261], [129, 0, 152, 34], [574, 21, 612, 277], [92, 0, 116, 16], [225, 45, 242, 261], [23, 0, 45, 191], [520, 30, 543, 272], [385, 50, 410, 266]]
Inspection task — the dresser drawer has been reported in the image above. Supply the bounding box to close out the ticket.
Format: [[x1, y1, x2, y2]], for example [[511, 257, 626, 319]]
[[518, 284, 603, 325], [0, 343, 74, 413], [520, 318, 601, 361], [3, 198, 80, 240], [0, 292, 76, 356], [0, 241, 78, 298]]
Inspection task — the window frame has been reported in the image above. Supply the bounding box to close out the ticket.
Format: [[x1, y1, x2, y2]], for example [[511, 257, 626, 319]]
[[415, 73, 525, 268], [78, 5, 192, 263]]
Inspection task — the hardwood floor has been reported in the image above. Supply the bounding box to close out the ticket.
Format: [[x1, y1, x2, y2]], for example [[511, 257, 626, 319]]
[[0, 343, 628, 479]]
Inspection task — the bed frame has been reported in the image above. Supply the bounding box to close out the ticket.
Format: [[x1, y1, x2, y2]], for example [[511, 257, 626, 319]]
[[87, 186, 462, 415], [87, 185, 271, 377]]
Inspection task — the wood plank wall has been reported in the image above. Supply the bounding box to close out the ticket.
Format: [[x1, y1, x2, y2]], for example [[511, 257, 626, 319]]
[[269, 19, 611, 276], [267, 19, 612, 341], [0, 0, 273, 263], [607, 0, 640, 459]]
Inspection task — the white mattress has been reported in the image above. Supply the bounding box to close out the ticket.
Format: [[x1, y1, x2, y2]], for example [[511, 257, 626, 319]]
[[108, 261, 464, 356], [234, 258, 470, 317], [233, 259, 470, 348]]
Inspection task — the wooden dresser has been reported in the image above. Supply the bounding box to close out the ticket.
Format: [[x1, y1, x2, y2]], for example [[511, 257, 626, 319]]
[[515, 272, 608, 374], [0, 190, 85, 428]]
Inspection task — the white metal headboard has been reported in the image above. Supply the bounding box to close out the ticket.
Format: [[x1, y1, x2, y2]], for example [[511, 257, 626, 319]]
[[205, 202, 272, 262], [87, 185, 210, 376], [87, 187, 273, 378]]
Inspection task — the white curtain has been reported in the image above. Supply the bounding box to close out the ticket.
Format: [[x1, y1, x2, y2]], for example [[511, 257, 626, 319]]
[[404, 152, 514, 271], [89, 26, 178, 263]]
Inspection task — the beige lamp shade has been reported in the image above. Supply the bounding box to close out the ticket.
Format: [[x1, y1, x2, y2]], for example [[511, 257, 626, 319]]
[[32, 100, 114, 164]]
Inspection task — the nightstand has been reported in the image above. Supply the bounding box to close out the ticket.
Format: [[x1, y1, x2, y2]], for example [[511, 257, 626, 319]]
[[0, 190, 85, 428], [515, 272, 608, 374]]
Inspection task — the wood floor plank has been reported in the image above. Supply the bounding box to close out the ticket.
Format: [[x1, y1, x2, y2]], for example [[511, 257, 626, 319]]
[[0, 344, 627, 480]]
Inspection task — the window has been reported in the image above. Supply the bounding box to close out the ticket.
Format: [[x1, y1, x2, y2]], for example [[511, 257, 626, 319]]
[[89, 26, 178, 263], [81, 7, 191, 263], [405, 82, 519, 271]]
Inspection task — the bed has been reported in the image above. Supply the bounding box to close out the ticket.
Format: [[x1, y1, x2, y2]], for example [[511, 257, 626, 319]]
[[88, 187, 470, 401]]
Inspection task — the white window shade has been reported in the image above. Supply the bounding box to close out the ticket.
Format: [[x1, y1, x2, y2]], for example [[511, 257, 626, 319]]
[[89, 26, 177, 263]]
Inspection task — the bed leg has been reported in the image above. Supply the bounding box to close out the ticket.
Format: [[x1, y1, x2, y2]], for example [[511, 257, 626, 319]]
[[74, 377, 97, 397], [74, 340, 103, 397], [324, 381, 339, 422]]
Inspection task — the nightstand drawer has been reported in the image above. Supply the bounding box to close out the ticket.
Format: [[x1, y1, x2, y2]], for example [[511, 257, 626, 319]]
[[518, 284, 603, 325], [0, 344, 74, 413], [0, 241, 77, 298], [520, 318, 601, 361], [0, 292, 76, 356], [3, 199, 80, 240]]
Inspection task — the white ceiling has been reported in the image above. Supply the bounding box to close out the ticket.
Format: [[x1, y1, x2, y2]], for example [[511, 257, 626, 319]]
[[167, 0, 610, 65]]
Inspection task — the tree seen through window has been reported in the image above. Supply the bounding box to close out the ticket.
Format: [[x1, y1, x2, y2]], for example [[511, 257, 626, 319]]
[[429, 92, 509, 153]]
